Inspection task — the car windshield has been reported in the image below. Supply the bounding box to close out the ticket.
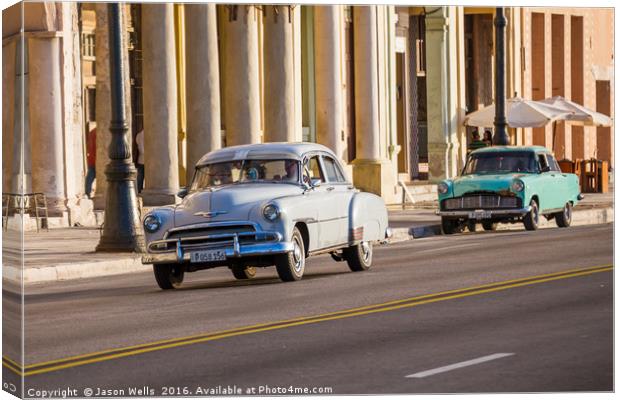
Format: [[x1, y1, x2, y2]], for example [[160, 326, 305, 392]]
[[191, 159, 301, 191], [463, 152, 538, 175]]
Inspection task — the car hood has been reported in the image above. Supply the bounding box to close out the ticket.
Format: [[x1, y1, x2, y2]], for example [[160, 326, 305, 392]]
[[173, 183, 303, 227], [451, 173, 527, 197]]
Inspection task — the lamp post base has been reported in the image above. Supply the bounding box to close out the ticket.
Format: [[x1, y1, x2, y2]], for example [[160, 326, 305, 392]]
[[96, 163, 145, 253]]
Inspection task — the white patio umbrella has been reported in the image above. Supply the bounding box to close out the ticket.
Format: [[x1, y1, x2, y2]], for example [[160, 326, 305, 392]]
[[539, 96, 612, 127], [463, 97, 573, 128]]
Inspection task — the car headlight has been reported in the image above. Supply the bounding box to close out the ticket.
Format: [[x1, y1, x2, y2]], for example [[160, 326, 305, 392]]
[[512, 180, 525, 192], [437, 182, 449, 194], [263, 204, 280, 221], [143, 214, 162, 233]]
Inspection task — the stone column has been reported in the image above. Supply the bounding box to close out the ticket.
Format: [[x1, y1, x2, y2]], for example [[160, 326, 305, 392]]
[[263, 5, 297, 142], [28, 36, 67, 215], [60, 2, 95, 226], [185, 4, 221, 184], [94, 4, 111, 210], [425, 6, 459, 181], [349, 6, 397, 201], [3, 40, 16, 193], [314, 5, 345, 159], [141, 4, 179, 206], [223, 5, 261, 146], [353, 6, 380, 161]]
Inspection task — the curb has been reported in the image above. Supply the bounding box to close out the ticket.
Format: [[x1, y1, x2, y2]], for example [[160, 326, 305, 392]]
[[389, 206, 613, 243], [4, 256, 150, 285], [5, 206, 612, 285]]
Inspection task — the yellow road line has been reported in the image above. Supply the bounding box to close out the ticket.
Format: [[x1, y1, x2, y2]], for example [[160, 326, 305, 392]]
[[19, 263, 611, 370], [2, 361, 22, 376], [2, 355, 21, 368], [4, 264, 612, 377]]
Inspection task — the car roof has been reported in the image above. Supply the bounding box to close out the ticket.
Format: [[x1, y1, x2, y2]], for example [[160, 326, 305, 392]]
[[470, 145, 550, 154], [196, 142, 337, 166]]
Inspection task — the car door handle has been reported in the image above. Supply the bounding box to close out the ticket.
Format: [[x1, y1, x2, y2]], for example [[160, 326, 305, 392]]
[[326, 186, 335, 192]]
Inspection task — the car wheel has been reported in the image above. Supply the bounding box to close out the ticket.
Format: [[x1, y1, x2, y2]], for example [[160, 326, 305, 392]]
[[441, 217, 463, 234], [482, 220, 498, 231], [344, 241, 373, 272], [555, 202, 572, 228], [467, 221, 477, 232], [523, 199, 539, 231], [153, 264, 185, 290], [231, 265, 257, 280], [275, 227, 305, 282]]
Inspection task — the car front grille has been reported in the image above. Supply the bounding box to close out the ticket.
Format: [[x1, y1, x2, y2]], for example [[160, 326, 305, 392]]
[[166, 225, 256, 240], [442, 195, 521, 211], [149, 223, 276, 253]]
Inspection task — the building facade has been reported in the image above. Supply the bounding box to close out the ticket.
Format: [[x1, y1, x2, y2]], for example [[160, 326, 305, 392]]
[[2, 3, 614, 227]]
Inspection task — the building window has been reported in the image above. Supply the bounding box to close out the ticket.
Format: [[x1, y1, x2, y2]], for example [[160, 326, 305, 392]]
[[81, 32, 95, 59], [412, 15, 426, 75], [416, 38, 426, 74]]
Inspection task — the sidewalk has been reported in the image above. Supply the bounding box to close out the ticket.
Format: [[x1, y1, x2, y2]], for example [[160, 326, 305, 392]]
[[2, 191, 613, 284], [2, 228, 149, 284]]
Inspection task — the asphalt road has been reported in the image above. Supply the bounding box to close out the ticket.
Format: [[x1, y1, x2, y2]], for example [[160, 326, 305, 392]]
[[2, 223, 613, 395]]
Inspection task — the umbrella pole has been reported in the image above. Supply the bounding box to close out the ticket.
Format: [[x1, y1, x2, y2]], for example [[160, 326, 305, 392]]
[[552, 121, 556, 154]]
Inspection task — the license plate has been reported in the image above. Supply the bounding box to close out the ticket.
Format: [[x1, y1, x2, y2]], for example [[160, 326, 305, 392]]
[[468, 210, 491, 220], [190, 249, 226, 263]]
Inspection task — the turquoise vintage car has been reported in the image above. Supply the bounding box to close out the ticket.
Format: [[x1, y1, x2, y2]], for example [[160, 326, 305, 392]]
[[436, 146, 584, 234]]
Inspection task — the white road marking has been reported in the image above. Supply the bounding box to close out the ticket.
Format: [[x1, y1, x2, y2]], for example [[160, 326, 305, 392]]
[[406, 353, 515, 378]]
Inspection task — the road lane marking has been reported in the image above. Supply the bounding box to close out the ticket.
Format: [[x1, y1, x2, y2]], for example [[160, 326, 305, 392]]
[[406, 353, 515, 378], [4, 264, 612, 377], [2, 357, 22, 375]]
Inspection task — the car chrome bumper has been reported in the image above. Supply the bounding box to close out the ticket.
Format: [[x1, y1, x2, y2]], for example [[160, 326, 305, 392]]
[[142, 240, 295, 264], [436, 206, 532, 219]]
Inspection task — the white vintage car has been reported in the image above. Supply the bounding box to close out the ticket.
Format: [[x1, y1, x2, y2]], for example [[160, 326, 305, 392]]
[[142, 142, 391, 289]]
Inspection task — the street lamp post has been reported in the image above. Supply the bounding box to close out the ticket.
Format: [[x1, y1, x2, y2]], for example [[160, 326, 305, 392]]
[[493, 7, 510, 145], [96, 3, 145, 252]]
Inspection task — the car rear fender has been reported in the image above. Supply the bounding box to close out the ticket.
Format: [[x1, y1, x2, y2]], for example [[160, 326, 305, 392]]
[[349, 192, 388, 242]]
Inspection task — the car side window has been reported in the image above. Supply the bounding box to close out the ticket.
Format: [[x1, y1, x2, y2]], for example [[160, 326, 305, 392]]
[[537, 153, 549, 172], [304, 155, 325, 184], [322, 156, 346, 183], [545, 154, 561, 172]]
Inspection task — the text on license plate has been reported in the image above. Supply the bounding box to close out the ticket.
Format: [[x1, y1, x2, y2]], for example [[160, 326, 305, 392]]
[[190, 250, 226, 263], [468, 210, 492, 219]]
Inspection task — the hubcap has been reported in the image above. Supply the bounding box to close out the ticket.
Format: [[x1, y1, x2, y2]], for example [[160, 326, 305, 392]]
[[293, 239, 303, 272], [532, 203, 539, 224], [361, 241, 371, 263], [564, 204, 571, 221]]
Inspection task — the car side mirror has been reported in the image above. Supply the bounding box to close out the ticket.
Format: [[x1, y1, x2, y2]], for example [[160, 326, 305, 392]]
[[310, 178, 322, 188], [177, 187, 188, 199]]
